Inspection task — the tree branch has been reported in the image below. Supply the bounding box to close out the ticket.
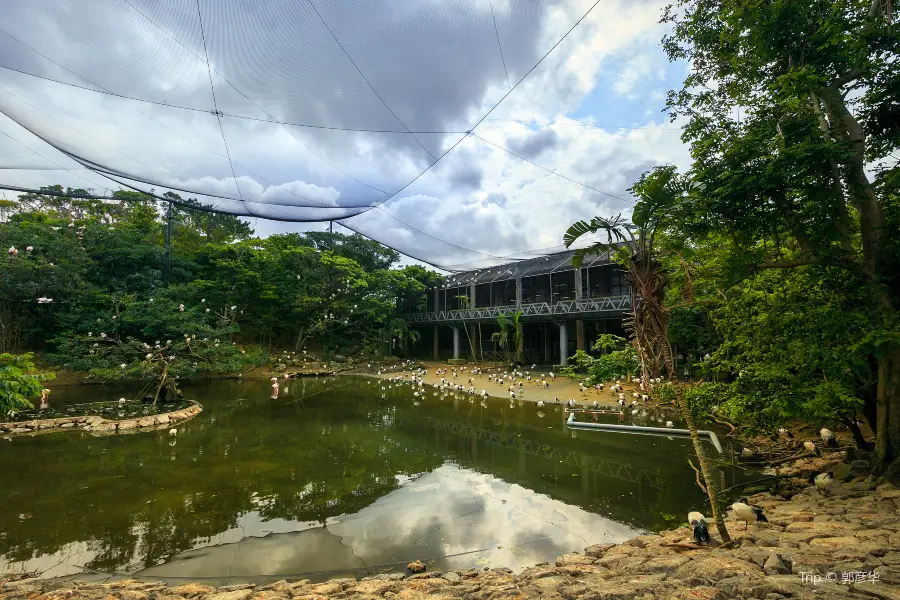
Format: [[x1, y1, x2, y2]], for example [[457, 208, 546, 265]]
[[830, 66, 867, 90], [755, 258, 822, 269]]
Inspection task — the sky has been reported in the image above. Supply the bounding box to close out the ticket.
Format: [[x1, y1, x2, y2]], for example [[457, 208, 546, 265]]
[[0, 0, 692, 271]]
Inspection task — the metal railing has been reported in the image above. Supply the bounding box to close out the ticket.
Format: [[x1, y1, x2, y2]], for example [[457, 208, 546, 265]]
[[404, 295, 632, 323]]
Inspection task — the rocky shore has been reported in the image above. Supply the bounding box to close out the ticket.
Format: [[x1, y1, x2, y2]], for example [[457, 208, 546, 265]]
[[4, 474, 899, 600], [0, 402, 202, 438]]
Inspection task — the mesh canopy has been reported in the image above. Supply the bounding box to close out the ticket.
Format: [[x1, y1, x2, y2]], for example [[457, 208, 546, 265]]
[[0, 0, 673, 270]]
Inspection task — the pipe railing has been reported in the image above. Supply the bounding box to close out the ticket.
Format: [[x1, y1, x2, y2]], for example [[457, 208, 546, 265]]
[[566, 412, 724, 453]]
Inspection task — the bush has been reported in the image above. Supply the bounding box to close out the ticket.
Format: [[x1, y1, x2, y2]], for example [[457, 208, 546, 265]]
[[561, 334, 640, 383], [0, 353, 55, 416]]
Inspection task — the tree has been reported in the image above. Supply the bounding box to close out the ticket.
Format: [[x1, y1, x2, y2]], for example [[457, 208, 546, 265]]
[[661, 0, 900, 471], [565, 166, 732, 543], [0, 353, 54, 416]]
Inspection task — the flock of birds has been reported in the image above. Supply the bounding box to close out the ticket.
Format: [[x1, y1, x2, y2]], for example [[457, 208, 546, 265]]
[[739, 426, 839, 460], [374, 361, 674, 421], [687, 497, 769, 545]]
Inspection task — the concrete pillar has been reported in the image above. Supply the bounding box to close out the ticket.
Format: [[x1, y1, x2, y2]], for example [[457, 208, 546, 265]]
[[515, 277, 523, 308], [543, 323, 551, 363], [453, 326, 460, 359], [470, 284, 476, 308], [575, 267, 583, 301], [558, 321, 568, 366], [433, 325, 439, 360], [433, 289, 440, 312], [576, 319, 585, 352]]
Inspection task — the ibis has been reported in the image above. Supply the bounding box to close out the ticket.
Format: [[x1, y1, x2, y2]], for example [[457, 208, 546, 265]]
[[687, 511, 710, 545], [731, 498, 767, 529], [814, 472, 834, 496]]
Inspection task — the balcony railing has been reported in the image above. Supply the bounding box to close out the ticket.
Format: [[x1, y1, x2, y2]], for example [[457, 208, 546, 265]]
[[404, 295, 632, 323]]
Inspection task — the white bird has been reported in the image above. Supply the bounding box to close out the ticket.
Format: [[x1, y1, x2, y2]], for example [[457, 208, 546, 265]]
[[665, 421, 674, 428], [481, 389, 488, 398], [777, 427, 794, 439], [118, 398, 126, 405], [536, 400, 545, 408], [741, 447, 754, 458], [169, 429, 177, 436], [731, 498, 767, 529], [814, 472, 834, 496], [687, 511, 710, 545], [567, 398, 576, 408], [803, 440, 817, 454], [820, 428, 837, 447]]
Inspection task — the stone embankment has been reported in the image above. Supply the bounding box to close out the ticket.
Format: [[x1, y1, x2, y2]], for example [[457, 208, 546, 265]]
[[4, 477, 899, 600], [0, 403, 202, 437]]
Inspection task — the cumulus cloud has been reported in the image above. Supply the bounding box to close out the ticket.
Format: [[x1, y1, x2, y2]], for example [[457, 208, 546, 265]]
[[0, 0, 689, 270]]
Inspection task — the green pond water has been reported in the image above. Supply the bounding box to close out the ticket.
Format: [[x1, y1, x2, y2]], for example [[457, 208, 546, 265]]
[[0, 376, 743, 585]]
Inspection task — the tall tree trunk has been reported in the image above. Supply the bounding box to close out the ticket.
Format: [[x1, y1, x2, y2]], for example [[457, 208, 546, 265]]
[[839, 414, 875, 452], [651, 311, 732, 544], [875, 348, 900, 472], [818, 87, 884, 277]]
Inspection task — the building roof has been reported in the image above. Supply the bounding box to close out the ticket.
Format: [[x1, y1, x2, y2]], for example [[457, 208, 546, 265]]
[[439, 249, 615, 288]]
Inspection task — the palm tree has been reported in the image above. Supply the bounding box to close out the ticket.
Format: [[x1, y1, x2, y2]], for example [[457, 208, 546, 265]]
[[510, 310, 524, 364], [564, 166, 731, 544], [491, 311, 524, 364], [491, 313, 510, 362]]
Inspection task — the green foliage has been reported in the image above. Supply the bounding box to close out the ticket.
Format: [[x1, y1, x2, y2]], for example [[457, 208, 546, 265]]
[[560, 335, 639, 384], [0, 353, 54, 416], [1, 187, 440, 368]]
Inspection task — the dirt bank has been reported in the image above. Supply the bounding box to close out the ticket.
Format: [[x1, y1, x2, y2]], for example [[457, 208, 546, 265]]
[[368, 360, 629, 406]]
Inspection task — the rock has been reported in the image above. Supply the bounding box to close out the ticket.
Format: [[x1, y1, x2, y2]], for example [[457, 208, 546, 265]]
[[443, 572, 461, 584], [354, 580, 396, 595], [169, 584, 217, 597], [309, 582, 343, 595], [584, 543, 616, 558], [808, 535, 859, 548], [833, 463, 853, 481], [407, 560, 426, 574], [117, 420, 137, 430], [249, 592, 288, 600], [554, 553, 596, 567], [638, 554, 690, 573], [407, 571, 445, 580], [155, 414, 171, 425], [675, 556, 764, 581], [206, 590, 254, 600], [850, 459, 870, 471], [763, 553, 790, 575]]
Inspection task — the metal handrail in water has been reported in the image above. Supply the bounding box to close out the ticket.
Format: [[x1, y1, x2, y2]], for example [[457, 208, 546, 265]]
[[566, 411, 724, 453]]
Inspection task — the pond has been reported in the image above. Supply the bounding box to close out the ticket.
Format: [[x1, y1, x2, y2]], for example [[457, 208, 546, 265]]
[[0, 376, 742, 585]]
